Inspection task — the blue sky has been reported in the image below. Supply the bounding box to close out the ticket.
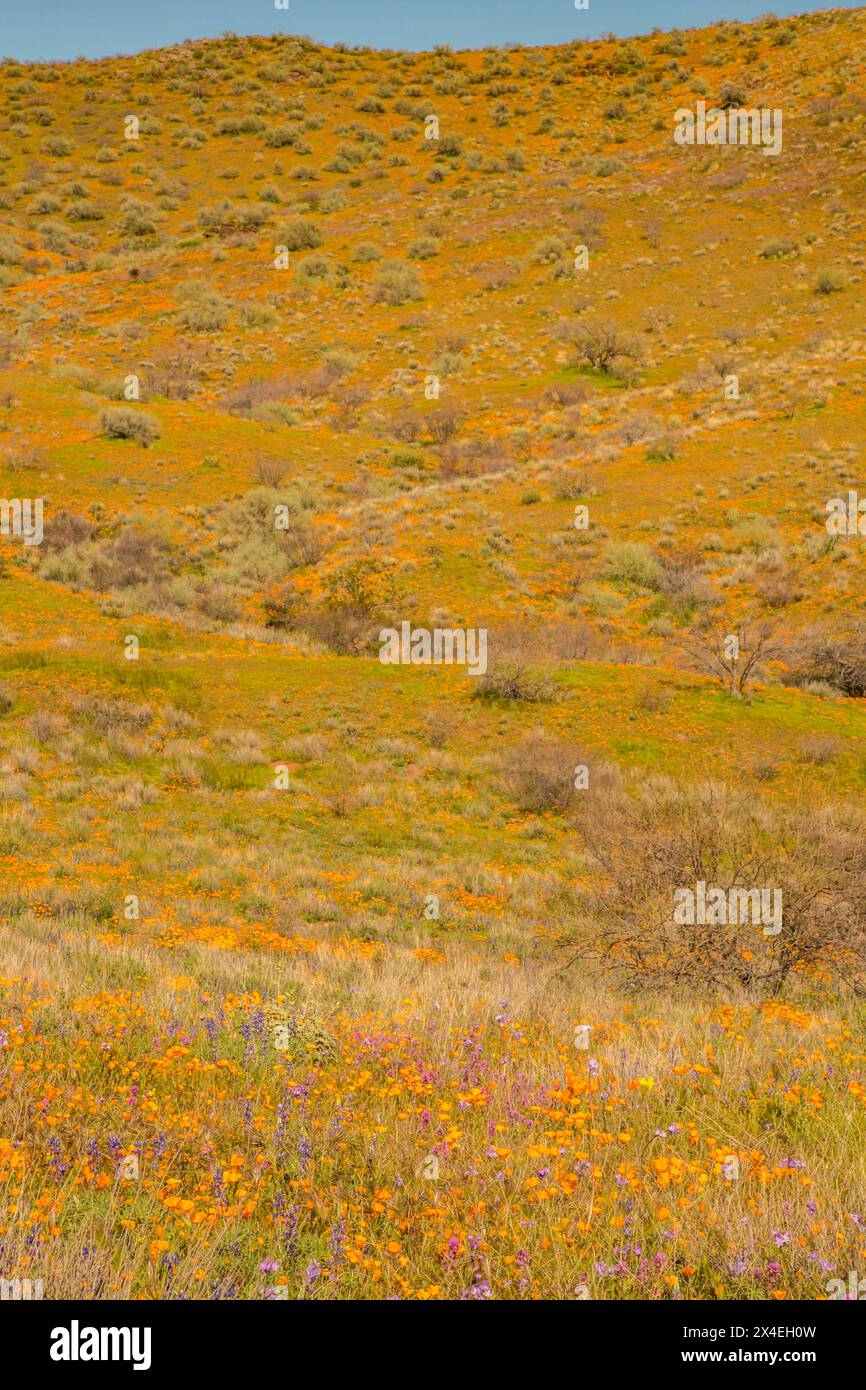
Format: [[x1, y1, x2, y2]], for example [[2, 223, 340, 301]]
[[2, 0, 856, 61]]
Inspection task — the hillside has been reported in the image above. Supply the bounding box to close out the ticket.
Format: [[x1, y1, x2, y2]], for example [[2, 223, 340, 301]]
[[0, 9, 865, 1302]]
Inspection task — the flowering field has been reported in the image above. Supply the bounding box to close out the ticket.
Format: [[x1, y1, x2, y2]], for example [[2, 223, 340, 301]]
[[3, 921, 866, 1300], [1, 9, 866, 1302]]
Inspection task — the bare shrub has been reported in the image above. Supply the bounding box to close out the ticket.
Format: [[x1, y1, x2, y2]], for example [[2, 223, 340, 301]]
[[437, 436, 510, 479], [754, 569, 804, 610], [566, 777, 866, 996], [471, 662, 555, 703], [390, 413, 424, 444], [217, 728, 266, 764], [195, 585, 240, 624], [88, 527, 177, 590], [656, 551, 712, 617], [253, 457, 286, 487], [426, 407, 461, 444], [502, 730, 613, 814], [307, 606, 375, 654], [798, 735, 839, 765], [279, 521, 324, 569], [221, 374, 299, 416], [476, 263, 517, 292], [542, 381, 588, 408], [141, 343, 204, 400], [41, 509, 95, 553], [69, 694, 153, 733], [784, 627, 866, 698]]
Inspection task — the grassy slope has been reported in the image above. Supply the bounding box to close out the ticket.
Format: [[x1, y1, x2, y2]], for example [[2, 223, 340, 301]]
[[0, 10, 864, 1299]]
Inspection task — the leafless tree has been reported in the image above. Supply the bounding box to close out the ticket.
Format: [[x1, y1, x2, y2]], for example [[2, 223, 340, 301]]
[[669, 614, 780, 698]]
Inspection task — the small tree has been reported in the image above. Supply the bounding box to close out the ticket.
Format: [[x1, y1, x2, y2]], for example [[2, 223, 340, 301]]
[[670, 614, 779, 698], [562, 319, 643, 375]]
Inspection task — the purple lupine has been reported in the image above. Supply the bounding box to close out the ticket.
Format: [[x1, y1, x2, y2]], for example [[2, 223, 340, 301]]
[[211, 1169, 228, 1205], [297, 1132, 312, 1175], [461, 1280, 492, 1300], [329, 1217, 346, 1267], [46, 1135, 67, 1180]]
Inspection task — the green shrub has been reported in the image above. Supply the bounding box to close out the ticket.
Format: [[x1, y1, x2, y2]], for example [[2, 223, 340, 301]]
[[760, 239, 797, 259], [295, 253, 331, 280], [277, 218, 323, 251], [605, 541, 663, 590], [40, 136, 73, 157], [407, 235, 440, 259], [371, 261, 424, 305], [177, 282, 232, 331], [66, 200, 103, 221], [0, 234, 22, 265], [815, 268, 847, 295], [353, 241, 383, 262], [99, 407, 160, 445], [215, 115, 265, 136], [265, 123, 310, 149]]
